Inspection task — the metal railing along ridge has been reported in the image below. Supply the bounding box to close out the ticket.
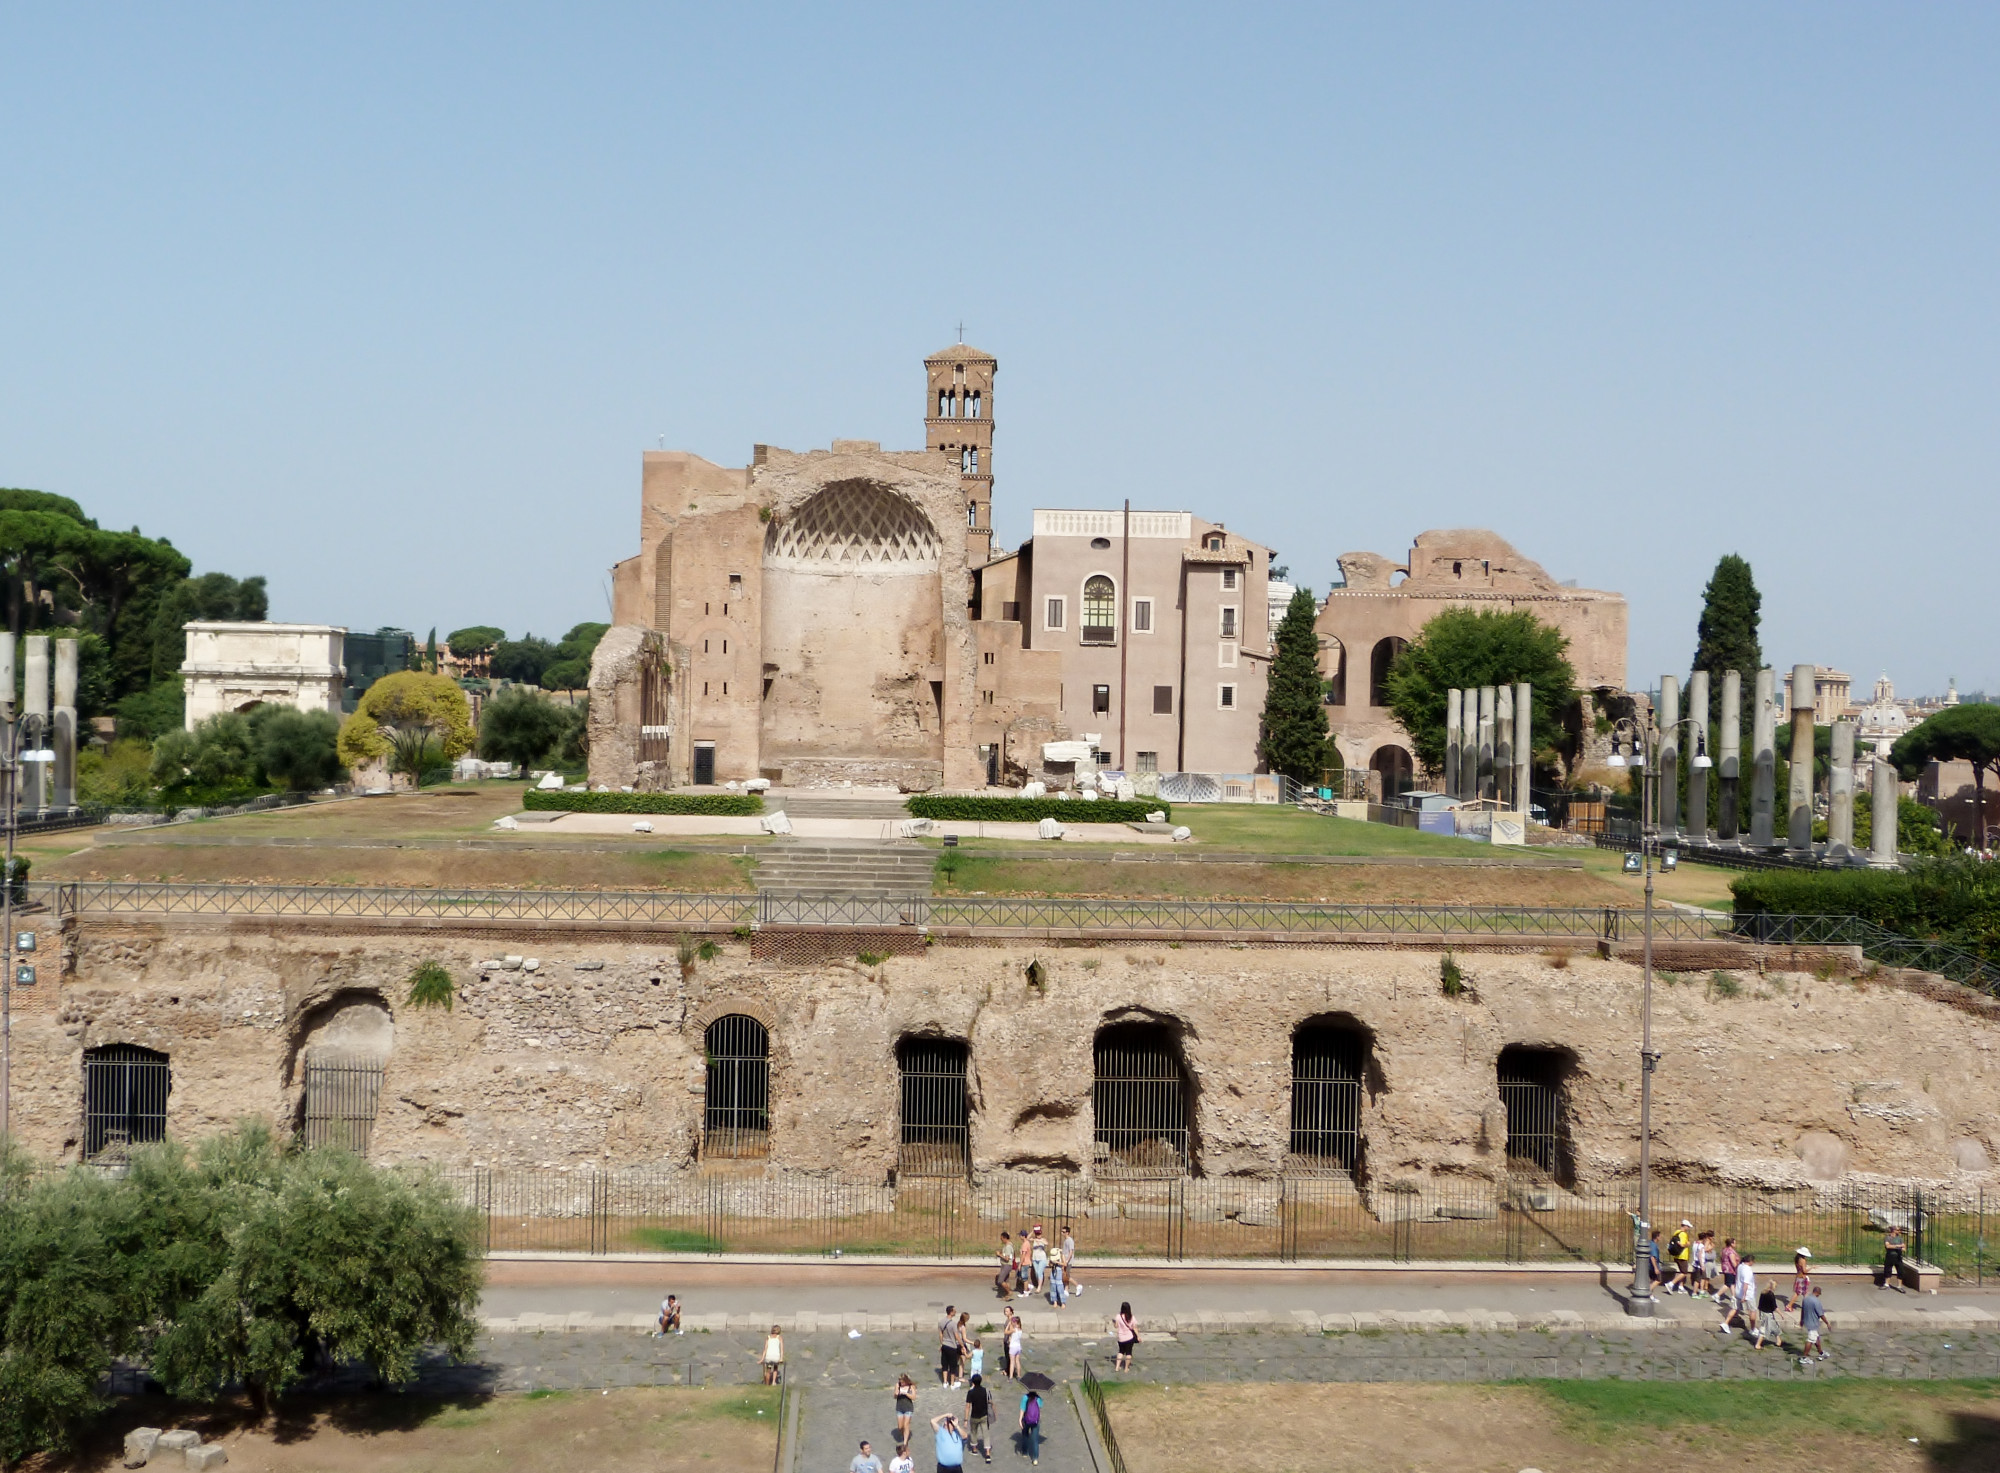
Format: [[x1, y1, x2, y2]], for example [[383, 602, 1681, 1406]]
[[40, 880, 2000, 994]]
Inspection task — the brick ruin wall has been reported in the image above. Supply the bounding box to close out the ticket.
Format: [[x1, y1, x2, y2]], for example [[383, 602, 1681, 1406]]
[[15, 922, 2000, 1192]]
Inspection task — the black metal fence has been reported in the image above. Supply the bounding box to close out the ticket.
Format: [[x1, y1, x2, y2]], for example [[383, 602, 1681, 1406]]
[[43, 881, 2000, 994], [702, 1015, 771, 1161], [300, 1052, 385, 1155], [898, 1038, 970, 1177], [1079, 1362, 1129, 1473], [443, 1168, 1993, 1280]]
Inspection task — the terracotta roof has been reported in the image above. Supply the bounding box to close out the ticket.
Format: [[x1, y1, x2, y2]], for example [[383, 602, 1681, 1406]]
[[926, 342, 996, 362]]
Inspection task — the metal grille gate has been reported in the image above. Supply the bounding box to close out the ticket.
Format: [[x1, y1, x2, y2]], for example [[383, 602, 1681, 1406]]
[[1093, 1025, 1190, 1177], [301, 1051, 386, 1154], [83, 1044, 171, 1161], [1498, 1048, 1565, 1176], [703, 1015, 771, 1159], [1289, 1026, 1364, 1171], [897, 1037, 970, 1177]]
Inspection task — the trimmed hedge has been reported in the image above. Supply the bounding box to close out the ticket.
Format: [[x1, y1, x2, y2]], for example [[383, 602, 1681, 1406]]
[[1731, 859, 2000, 963], [907, 795, 1170, 824], [522, 790, 764, 816]]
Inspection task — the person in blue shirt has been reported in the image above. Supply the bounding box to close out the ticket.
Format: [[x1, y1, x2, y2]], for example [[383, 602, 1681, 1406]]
[[931, 1412, 966, 1471], [1019, 1391, 1044, 1465]]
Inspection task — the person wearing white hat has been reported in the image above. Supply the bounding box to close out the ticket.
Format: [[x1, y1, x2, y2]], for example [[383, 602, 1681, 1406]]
[[1787, 1248, 1814, 1315]]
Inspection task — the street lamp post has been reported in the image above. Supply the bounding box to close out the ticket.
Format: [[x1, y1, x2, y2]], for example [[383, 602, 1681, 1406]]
[[1606, 711, 1709, 1317], [1, 711, 56, 1145]]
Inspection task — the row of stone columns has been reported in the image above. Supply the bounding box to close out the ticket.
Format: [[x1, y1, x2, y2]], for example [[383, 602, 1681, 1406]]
[[1657, 661, 1896, 867], [1442, 683, 1532, 810], [0, 632, 82, 817]]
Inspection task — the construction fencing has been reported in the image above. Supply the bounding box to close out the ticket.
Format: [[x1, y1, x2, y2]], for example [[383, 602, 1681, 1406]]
[[445, 1168, 1994, 1281]]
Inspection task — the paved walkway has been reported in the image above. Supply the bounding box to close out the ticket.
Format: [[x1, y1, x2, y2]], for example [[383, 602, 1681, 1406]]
[[798, 1383, 1088, 1473]]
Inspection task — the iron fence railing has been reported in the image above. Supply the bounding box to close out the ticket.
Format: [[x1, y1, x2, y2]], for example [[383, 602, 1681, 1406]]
[[1079, 1361, 1129, 1473], [41, 881, 2000, 994], [441, 1167, 1992, 1280]]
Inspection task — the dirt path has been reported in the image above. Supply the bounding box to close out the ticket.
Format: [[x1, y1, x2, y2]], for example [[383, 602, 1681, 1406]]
[[1107, 1381, 2000, 1473]]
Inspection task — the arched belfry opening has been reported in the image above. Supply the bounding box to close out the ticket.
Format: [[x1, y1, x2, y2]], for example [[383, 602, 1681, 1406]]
[[1288, 1017, 1373, 1177], [760, 480, 946, 772], [1092, 1021, 1195, 1178], [897, 1036, 970, 1177]]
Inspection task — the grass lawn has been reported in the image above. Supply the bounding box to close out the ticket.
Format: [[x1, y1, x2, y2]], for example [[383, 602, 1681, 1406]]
[[936, 853, 1635, 907], [1577, 845, 1739, 910], [32, 1386, 779, 1473], [1107, 1380, 2000, 1473]]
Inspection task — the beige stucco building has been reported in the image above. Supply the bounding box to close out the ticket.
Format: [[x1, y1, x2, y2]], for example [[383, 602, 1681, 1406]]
[[1315, 532, 1628, 791], [180, 622, 346, 729], [594, 346, 1276, 790]]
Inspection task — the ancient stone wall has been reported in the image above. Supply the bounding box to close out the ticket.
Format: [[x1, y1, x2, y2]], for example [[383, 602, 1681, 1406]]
[[21, 924, 1999, 1194]]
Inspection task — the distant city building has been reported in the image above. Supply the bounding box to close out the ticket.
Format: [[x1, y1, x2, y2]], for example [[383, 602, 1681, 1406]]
[[181, 623, 345, 729], [341, 627, 415, 711], [1856, 673, 1921, 756]]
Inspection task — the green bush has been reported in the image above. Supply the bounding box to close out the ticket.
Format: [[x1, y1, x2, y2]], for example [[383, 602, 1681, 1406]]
[[522, 789, 763, 815], [906, 795, 1169, 824], [1731, 857, 2000, 962]]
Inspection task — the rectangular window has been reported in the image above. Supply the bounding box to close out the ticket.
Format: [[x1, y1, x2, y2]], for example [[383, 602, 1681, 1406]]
[[1219, 606, 1238, 639], [983, 690, 995, 705], [983, 651, 995, 665], [1219, 684, 1237, 710], [1044, 596, 1066, 631], [729, 574, 743, 595], [1001, 601, 1020, 622], [1152, 685, 1174, 715], [1222, 568, 1238, 590], [1135, 751, 1158, 773], [1131, 597, 1153, 633], [1219, 641, 1238, 668], [1092, 684, 1111, 715]]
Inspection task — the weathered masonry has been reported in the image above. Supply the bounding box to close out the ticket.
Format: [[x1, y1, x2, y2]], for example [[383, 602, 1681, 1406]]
[[16, 922, 2000, 1194]]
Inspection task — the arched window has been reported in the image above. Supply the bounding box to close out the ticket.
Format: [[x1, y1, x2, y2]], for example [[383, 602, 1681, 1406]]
[[969, 447, 979, 474], [83, 1044, 171, 1160], [938, 390, 949, 418], [1081, 575, 1116, 644], [703, 1015, 770, 1159], [961, 447, 972, 473], [1369, 743, 1414, 798], [967, 502, 978, 528], [1290, 1020, 1370, 1174], [898, 1036, 970, 1176], [1093, 1023, 1192, 1177], [970, 391, 981, 418], [1368, 637, 1407, 707]]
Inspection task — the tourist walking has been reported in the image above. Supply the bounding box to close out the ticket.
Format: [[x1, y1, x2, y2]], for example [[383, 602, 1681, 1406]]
[[1665, 1220, 1693, 1293], [1882, 1223, 1908, 1290], [1787, 1248, 1813, 1313], [1112, 1303, 1138, 1371], [966, 1337, 985, 1382], [1029, 1228, 1050, 1293], [1753, 1280, 1785, 1351], [1018, 1390, 1044, 1466], [895, 1374, 917, 1447], [994, 1233, 1015, 1300], [1799, 1286, 1831, 1363], [1014, 1229, 1033, 1296], [762, 1325, 785, 1385], [1006, 1311, 1024, 1380], [931, 1412, 967, 1473], [964, 1373, 994, 1464], [939, 1305, 962, 1386], [888, 1445, 915, 1473], [1046, 1257, 1067, 1309], [1060, 1223, 1081, 1295], [1717, 1237, 1742, 1308], [955, 1311, 973, 1385], [1720, 1253, 1754, 1336], [851, 1440, 885, 1473]]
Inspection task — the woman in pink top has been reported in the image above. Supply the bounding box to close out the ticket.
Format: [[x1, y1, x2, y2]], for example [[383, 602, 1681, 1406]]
[[1112, 1304, 1138, 1371]]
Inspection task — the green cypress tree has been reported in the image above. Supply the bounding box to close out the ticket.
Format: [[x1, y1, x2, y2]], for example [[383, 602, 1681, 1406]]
[[1258, 587, 1333, 784], [1691, 554, 1762, 687]]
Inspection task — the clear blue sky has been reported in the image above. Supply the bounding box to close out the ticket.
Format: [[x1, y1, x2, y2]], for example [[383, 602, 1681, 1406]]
[[3, 5, 1994, 695]]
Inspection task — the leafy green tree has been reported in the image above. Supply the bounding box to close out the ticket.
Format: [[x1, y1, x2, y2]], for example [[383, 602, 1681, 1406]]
[[337, 671, 475, 782], [1690, 553, 1762, 689], [76, 738, 155, 806], [249, 707, 344, 791], [540, 622, 609, 692], [114, 680, 186, 739], [1382, 608, 1577, 778], [445, 625, 505, 673], [1892, 702, 2000, 846], [555, 697, 589, 767], [477, 688, 569, 772], [1258, 587, 1333, 784], [151, 714, 258, 798], [490, 635, 556, 685]]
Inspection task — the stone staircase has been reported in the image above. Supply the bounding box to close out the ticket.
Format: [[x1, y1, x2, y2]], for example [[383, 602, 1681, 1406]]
[[764, 793, 912, 821], [753, 841, 935, 898]]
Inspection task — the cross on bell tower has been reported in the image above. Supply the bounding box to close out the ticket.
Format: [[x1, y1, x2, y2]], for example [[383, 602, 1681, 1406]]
[[925, 340, 997, 565]]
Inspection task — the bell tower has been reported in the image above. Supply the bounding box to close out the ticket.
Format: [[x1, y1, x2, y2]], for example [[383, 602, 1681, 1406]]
[[925, 340, 997, 565]]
